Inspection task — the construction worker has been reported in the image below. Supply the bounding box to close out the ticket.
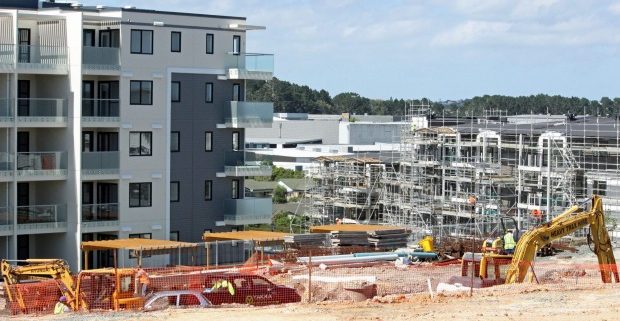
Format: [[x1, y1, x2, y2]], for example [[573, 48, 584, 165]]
[[136, 268, 150, 296], [53, 296, 70, 314], [504, 229, 516, 254]]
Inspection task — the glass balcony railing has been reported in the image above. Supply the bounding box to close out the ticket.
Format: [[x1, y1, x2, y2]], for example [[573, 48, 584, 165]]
[[0, 98, 13, 121], [0, 152, 13, 179], [16, 152, 67, 177], [223, 101, 273, 128], [17, 204, 67, 229], [17, 98, 67, 123], [223, 151, 271, 176], [82, 203, 119, 222], [81, 151, 119, 175], [81, 99, 120, 122], [82, 46, 120, 69], [223, 197, 272, 225], [226, 53, 274, 72], [0, 207, 11, 228], [17, 45, 67, 70], [0, 44, 14, 66]]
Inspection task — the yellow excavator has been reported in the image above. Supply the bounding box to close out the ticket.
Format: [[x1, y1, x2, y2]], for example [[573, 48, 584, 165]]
[[479, 195, 619, 285], [1, 259, 86, 312]]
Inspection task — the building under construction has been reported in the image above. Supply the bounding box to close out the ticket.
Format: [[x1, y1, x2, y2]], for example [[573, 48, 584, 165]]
[[302, 106, 620, 236]]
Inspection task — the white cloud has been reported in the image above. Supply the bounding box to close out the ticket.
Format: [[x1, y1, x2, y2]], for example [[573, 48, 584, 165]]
[[610, 2, 620, 15], [512, 0, 559, 18], [432, 20, 512, 46]]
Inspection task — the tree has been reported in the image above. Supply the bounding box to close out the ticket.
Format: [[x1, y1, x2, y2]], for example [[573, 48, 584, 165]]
[[272, 186, 287, 204]]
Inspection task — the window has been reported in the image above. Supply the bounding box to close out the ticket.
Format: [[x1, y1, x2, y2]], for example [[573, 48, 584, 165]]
[[130, 80, 153, 105], [170, 181, 179, 202], [593, 180, 607, 196], [205, 180, 212, 201], [232, 179, 239, 199], [129, 131, 152, 156], [233, 35, 241, 55], [206, 33, 214, 54], [205, 82, 213, 103], [171, 81, 180, 102], [205, 131, 213, 152], [129, 233, 152, 239], [171, 31, 181, 52], [232, 131, 240, 151], [83, 29, 95, 46], [129, 183, 152, 207], [232, 83, 241, 101], [130, 29, 153, 54], [170, 231, 179, 241], [171, 131, 180, 152]]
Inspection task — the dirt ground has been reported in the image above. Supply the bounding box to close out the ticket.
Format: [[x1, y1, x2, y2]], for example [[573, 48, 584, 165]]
[[13, 283, 620, 321]]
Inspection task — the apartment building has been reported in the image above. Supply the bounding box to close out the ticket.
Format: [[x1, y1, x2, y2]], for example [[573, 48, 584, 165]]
[[0, 1, 273, 270]]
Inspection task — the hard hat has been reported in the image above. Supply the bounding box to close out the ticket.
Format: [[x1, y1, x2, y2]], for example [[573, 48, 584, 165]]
[[59, 296, 67, 302]]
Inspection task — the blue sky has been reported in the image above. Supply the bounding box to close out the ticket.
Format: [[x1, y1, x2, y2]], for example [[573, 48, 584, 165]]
[[80, 0, 620, 100]]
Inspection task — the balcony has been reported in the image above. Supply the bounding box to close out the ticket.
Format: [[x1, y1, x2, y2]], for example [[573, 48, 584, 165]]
[[81, 203, 119, 231], [17, 98, 67, 126], [0, 44, 14, 71], [81, 98, 120, 125], [225, 53, 273, 80], [0, 98, 13, 124], [16, 45, 68, 74], [81, 151, 119, 177], [17, 204, 67, 234], [223, 197, 273, 225], [16, 152, 67, 179], [218, 101, 273, 128], [0, 152, 13, 180], [82, 46, 120, 72]]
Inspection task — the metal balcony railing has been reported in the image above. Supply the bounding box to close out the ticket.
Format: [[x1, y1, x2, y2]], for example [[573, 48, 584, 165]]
[[81, 151, 119, 175], [82, 203, 119, 222], [82, 46, 120, 69], [17, 45, 67, 70], [16, 152, 67, 176]]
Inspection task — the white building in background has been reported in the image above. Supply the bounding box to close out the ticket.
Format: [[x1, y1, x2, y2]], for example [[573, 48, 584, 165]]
[[0, 1, 273, 270]]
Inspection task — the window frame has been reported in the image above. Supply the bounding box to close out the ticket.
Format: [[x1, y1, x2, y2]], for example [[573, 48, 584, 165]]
[[205, 131, 213, 152], [129, 131, 153, 157], [205, 180, 213, 201], [232, 179, 240, 199], [129, 182, 152, 208], [170, 31, 181, 53], [83, 29, 95, 47], [232, 131, 240, 151], [171, 131, 180, 152], [129, 80, 153, 105], [170, 181, 180, 202], [130, 29, 153, 55], [171, 81, 181, 103], [205, 82, 213, 103], [129, 232, 152, 239], [170, 231, 180, 241], [206, 33, 214, 54], [233, 35, 241, 55], [232, 83, 241, 101], [593, 180, 607, 196]]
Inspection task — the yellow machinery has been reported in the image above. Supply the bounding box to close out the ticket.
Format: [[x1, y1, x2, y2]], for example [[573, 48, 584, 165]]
[[478, 195, 619, 285], [1, 259, 86, 312]]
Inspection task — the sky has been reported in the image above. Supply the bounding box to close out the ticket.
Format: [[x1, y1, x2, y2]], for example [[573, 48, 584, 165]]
[[79, 0, 620, 101]]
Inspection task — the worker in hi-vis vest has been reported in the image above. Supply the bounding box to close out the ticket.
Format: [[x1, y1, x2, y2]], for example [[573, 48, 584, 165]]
[[53, 296, 70, 314], [503, 230, 516, 254]]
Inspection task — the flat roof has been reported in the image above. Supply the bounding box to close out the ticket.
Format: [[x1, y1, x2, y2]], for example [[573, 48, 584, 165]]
[[310, 224, 408, 233], [203, 230, 290, 242], [81, 238, 197, 251]]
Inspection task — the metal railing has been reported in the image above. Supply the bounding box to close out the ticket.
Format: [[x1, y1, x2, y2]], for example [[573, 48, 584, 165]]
[[225, 52, 274, 72], [225, 165, 272, 177], [17, 45, 67, 69], [0, 44, 14, 66], [81, 151, 119, 175], [82, 203, 119, 222], [223, 101, 274, 128], [17, 204, 66, 227], [82, 46, 120, 69], [223, 197, 273, 225], [16, 152, 67, 176], [16, 98, 67, 122], [81, 98, 120, 121]]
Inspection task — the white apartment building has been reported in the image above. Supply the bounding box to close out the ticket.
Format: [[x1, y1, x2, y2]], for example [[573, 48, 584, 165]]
[[0, 1, 273, 270]]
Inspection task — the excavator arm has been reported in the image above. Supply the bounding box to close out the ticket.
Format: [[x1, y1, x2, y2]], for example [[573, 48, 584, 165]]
[[1, 259, 86, 311], [505, 196, 619, 284]]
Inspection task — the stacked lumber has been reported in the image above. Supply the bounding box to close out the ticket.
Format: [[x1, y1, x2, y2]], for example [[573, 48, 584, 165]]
[[284, 233, 329, 247], [367, 228, 409, 249], [330, 231, 369, 246]]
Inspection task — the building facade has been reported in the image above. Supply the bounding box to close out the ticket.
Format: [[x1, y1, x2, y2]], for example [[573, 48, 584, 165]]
[[0, 2, 273, 270]]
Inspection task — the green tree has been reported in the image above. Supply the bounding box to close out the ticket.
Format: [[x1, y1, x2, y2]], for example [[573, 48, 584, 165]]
[[272, 186, 287, 204]]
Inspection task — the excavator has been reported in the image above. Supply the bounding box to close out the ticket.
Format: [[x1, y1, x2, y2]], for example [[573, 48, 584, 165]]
[[1, 259, 86, 313], [477, 195, 619, 285], [1, 259, 144, 313]]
